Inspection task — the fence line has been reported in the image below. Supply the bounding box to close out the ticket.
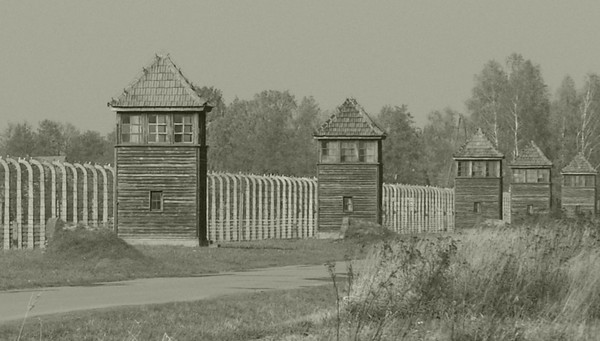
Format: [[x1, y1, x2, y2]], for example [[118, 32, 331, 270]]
[[1, 157, 455, 249], [382, 183, 454, 233]]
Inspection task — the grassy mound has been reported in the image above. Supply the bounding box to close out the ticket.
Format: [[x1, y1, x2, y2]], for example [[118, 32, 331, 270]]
[[342, 218, 398, 244], [47, 226, 146, 261]]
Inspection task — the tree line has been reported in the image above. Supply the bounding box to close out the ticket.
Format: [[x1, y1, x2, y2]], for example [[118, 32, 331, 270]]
[[1, 52, 598, 187]]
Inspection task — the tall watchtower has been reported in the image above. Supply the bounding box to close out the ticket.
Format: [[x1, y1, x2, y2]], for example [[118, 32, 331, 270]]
[[509, 141, 553, 218], [313, 99, 386, 235], [108, 54, 213, 246], [453, 128, 504, 228], [561, 153, 597, 216]]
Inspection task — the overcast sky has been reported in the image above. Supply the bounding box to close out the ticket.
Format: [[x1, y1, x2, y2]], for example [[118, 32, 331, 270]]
[[2, 1, 600, 134]]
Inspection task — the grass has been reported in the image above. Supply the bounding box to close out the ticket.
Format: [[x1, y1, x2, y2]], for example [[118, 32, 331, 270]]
[[0, 224, 380, 291]]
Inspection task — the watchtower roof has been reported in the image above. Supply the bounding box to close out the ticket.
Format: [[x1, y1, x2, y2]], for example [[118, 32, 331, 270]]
[[108, 54, 210, 109], [510, 141, 552, 168], [454, 128, 503, 159], [562, 153, 597, 174], [314, 98, 385, 138]]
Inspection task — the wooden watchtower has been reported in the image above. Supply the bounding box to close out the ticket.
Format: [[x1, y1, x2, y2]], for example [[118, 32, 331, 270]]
[[108, 54, 213, 246], [453, 128, 504, 228], [313, 99, 386, 236], [561, 153, 597, 216], [509, 141, 553, 218]]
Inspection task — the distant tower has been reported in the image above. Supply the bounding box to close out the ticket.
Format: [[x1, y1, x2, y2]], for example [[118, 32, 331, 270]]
[[561, 153, 597, 216], [509, 141, 553, 219], [108, 54, 213, 246], [313, 99, 386, 236], [453, 128, 504, 227]]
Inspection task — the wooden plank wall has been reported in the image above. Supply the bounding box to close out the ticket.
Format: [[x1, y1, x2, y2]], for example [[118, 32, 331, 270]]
[[317, 164, 380, 232], [116, 146, 198, 240], [562, 187, 596, 216], [511, 184, 551, 218], [455, 178, 502, 228]]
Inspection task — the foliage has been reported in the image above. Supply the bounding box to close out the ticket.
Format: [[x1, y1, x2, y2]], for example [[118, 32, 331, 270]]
[[376, 105, 425, 184], [325, 218, 600, 340]]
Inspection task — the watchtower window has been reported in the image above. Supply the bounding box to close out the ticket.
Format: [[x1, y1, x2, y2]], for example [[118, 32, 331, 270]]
[[320, 141, 339, 163], [474, 202, 482, 213], [148, 114, 168, 143], [121, 115, 142, 143], [343, 197, 354, 212], [174, 114, 193, 143], [341, 142, 358, 162], [150, 191, 163, 211], [358, 141, 377, 162], [527, 204, 534, 215]]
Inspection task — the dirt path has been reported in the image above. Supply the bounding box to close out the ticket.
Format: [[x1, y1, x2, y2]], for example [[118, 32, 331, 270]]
[[0, 262, 346, 324]]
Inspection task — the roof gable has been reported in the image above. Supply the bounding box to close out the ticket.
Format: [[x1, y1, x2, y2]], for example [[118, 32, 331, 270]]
[[109, 54, 208, 109], [454, 128, 504, 159], [510, 141, 552, 167], [562, 153, 597, 174], [314, 98, 385, 138]]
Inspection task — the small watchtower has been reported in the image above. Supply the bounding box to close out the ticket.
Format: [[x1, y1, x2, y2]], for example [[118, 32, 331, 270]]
[[509, 141, 553, 218], [561, 153, 597, 216], [453, 128, 504, 228], [313, 99, 386, 236], [108, 54, 213, 246]]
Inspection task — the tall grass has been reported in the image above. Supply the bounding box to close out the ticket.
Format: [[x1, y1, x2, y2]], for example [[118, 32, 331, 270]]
[[331, 218, 600, 340]]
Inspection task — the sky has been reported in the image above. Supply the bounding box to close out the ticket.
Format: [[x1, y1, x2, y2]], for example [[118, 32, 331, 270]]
[[2, 1, 600, 135]]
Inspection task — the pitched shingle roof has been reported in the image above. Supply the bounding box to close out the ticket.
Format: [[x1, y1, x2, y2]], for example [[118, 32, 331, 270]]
[[314, 98, 385, 138], [510, 141, 552, 167], [454, 128, 503, 159], [562, 153, 597, 174], [108, 54, 209, 109]]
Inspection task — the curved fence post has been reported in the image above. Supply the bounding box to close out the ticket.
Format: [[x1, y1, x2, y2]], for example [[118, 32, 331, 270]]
[[63, 162, 78, 224], [309, 178, 316, 237], [265, 175, 275, 239], [249, 175, 257, 240], [275, 176, 285, 239], [74, 163, 88, 225], [18, 159, 34, 248], [214, 173, 225, 242], [53, 161, 67, 222], [224, 173, 233, 241], [0, 158, 10, 249], [103, 165, 115, 229], [95, 165, 108, 227], [29, 159, 46, 247], [84, 164, 98, 227], [43, 162, 56, 219], [6, 158, 22, 248], [208, 172, 217, 243]]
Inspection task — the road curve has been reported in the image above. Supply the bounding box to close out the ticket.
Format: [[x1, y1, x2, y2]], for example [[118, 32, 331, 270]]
[[0, 262, 347, 324]]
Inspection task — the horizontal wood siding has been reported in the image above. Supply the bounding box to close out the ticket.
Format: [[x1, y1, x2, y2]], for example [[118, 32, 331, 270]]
[[511, 183, 551, 217], [455, 178, 502, 228], [116, 146, 198, 240], [318, 164, 380, 232], [561, 187, 596, 215]]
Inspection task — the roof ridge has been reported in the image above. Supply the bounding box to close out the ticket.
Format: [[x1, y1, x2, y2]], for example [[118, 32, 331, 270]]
[[454, 128, 503, 159], [562, 152, 597, 174], [109, 53, 208, 108], [314, 98, 386, 137]]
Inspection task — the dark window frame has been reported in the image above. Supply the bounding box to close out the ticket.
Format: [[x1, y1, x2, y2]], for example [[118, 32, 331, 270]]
[[343, 196, 354, 213], [150, 191, 163, 211]]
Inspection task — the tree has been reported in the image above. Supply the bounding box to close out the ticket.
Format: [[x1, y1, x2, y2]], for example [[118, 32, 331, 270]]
[[421, 108, 465, 187], [376, 105, 425, 184], [549, 75, 579, 167], [576, 73, 600, 165], [65, 130, 113, 164], [467, 53, 551, 161], [35, 119, 65, 156], [0, 122, 37, 157], [289, 96, 321, 177]]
